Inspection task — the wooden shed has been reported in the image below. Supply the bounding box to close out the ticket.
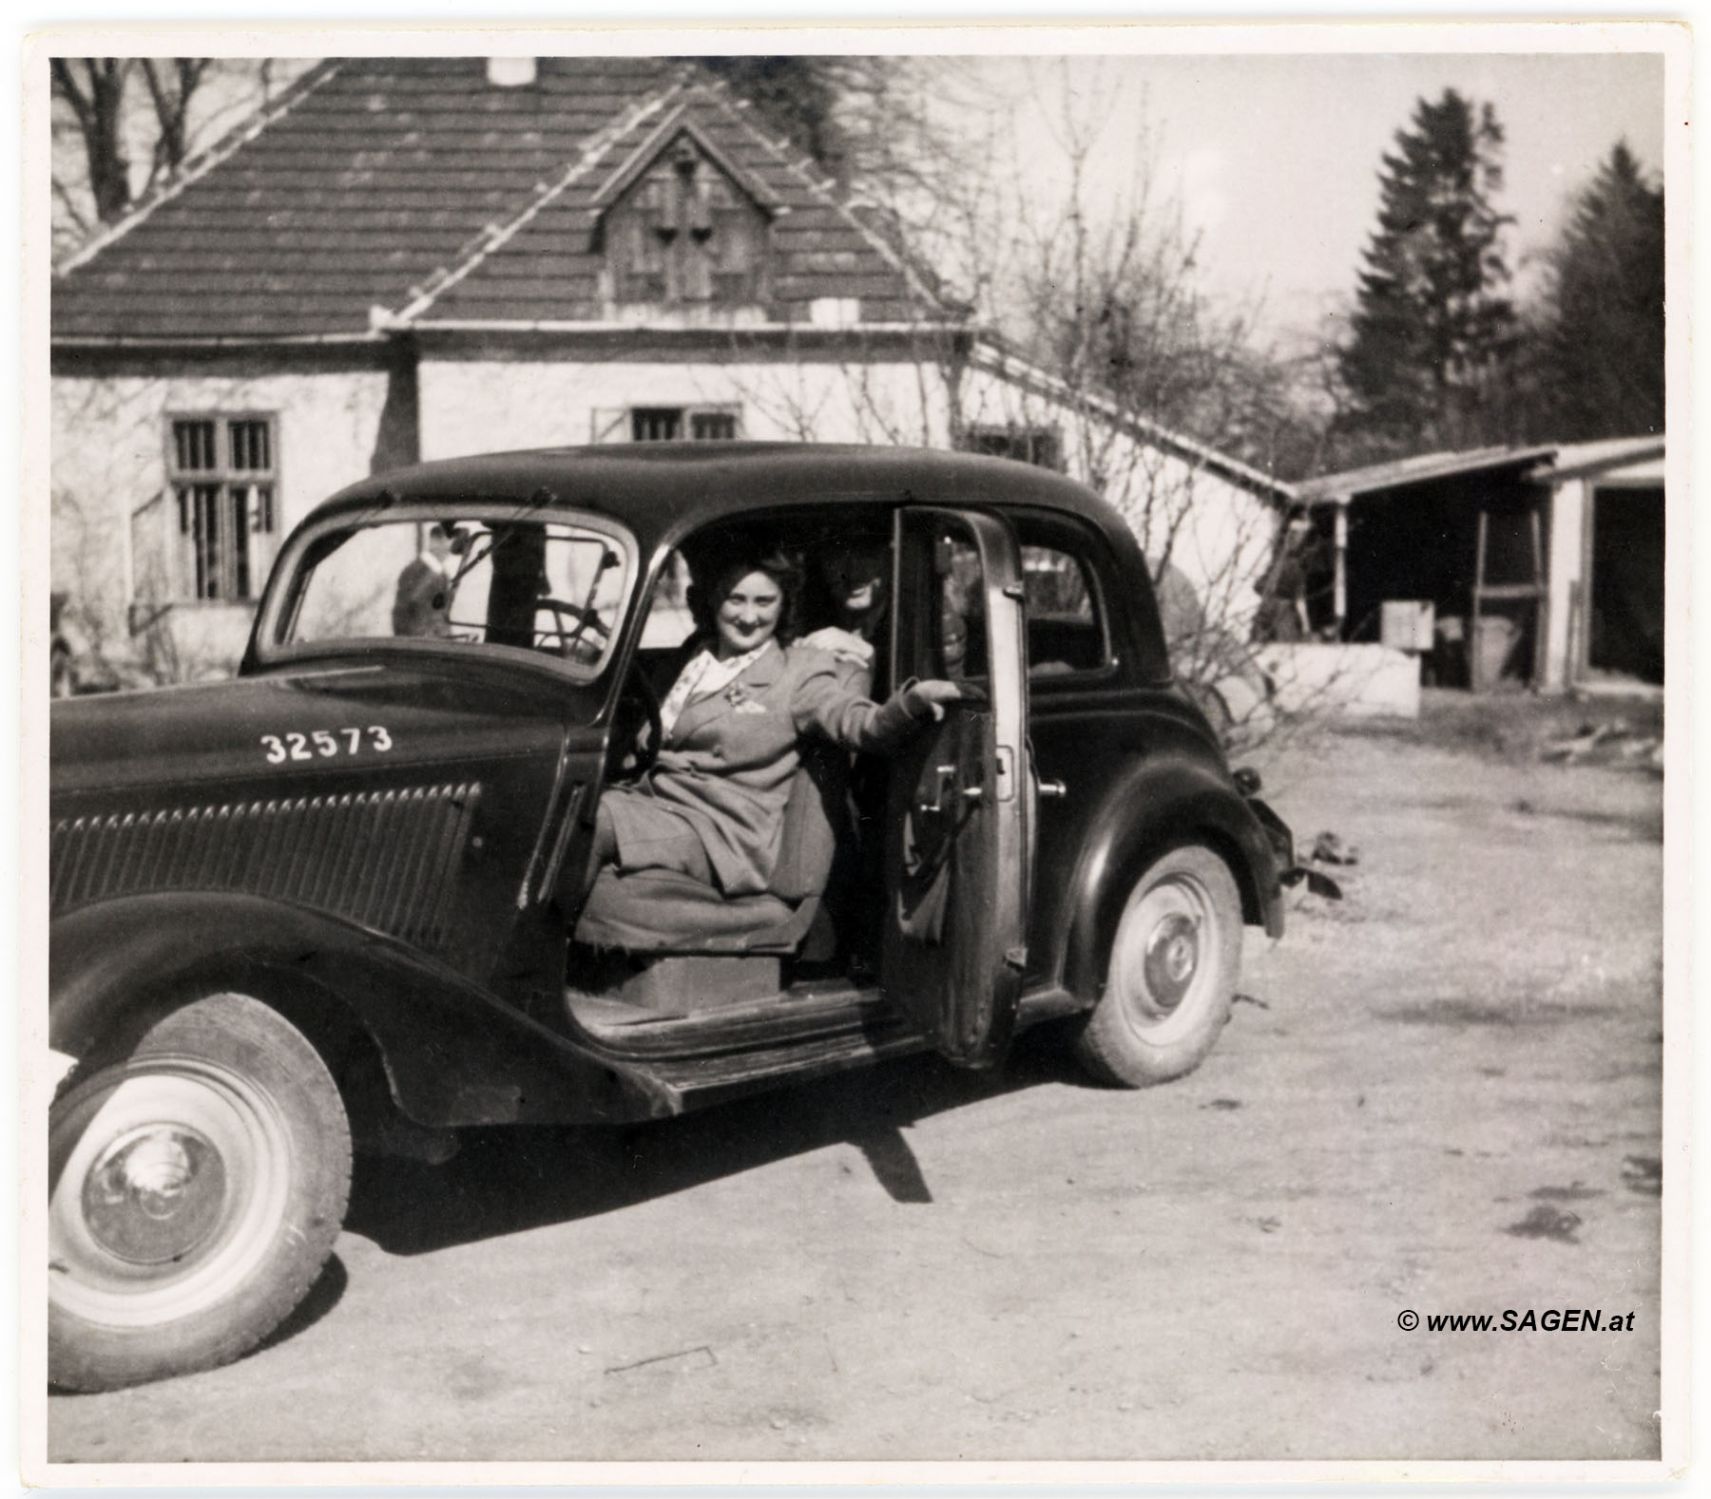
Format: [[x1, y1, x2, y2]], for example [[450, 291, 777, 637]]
[[1294, 437, 1665, 693]]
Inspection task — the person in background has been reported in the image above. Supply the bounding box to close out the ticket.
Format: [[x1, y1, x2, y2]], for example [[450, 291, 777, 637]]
[[392, 523, 457, 637], [1253, 507, 1314, 644], [588, 548, 959, 897], [800, 539, 891, 683]]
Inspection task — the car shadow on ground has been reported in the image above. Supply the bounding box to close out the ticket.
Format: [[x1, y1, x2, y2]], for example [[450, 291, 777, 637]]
[[256, 1253, 350, 1353], [346, 1027, 1093, 1257]]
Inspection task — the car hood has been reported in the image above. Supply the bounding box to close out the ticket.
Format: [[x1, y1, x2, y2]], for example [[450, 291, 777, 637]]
[[50, 661, 597, 800]]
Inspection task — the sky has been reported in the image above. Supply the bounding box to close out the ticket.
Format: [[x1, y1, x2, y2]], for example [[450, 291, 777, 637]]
[[974, 50, 1666, 344]]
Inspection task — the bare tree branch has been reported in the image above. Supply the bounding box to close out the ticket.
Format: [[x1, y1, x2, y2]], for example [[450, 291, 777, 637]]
[[52, 58, 134, 224]]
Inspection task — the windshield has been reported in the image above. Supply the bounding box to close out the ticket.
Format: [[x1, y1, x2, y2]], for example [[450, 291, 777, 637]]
[[262, 508, 637, 681]]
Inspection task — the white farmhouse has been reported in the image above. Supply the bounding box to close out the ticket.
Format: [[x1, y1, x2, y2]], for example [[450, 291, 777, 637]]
[[52, 56, 1290, 675]]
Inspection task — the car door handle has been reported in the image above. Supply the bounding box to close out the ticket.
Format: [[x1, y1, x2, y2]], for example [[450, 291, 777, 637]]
[[918, 764, 986, 815], [917, 764, 959, 816], [1038, 779, 1067, 800]]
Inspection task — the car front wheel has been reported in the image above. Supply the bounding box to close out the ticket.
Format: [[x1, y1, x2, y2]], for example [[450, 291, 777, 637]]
[[48, 992, 351, 1391], [1072, 845, 1242, 1087]]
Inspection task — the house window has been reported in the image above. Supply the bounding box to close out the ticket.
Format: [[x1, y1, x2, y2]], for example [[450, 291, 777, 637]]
[[166, 415, 278, 601], [962, 425, 1065, 472], [630, 407, 741, 442], [605, 136, 769, 308]]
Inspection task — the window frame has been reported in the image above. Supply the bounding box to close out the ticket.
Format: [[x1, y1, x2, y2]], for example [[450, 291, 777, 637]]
[[1007, 507, 1126, 691], [162, 411, 281, 605], [628, 405, 744, 443]]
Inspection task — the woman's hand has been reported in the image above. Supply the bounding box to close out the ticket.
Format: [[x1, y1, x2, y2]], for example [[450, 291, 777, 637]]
[[903, 679, 963, 722]]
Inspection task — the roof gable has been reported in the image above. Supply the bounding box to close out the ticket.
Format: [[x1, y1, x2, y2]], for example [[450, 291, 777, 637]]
[[52, 58, 929, 341], [393, 81, 929, 328], [590, 103, 782, 213]]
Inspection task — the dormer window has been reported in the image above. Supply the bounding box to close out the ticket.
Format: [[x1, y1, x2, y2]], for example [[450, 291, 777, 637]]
[[600, 128, 772, 310]]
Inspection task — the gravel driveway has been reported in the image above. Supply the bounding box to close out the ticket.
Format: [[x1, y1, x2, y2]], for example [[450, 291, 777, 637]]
[[48, 707, 1666, 1465]]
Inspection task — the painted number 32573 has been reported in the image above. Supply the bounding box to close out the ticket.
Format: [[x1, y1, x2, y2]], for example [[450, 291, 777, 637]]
[[260, 726, 394, 764]]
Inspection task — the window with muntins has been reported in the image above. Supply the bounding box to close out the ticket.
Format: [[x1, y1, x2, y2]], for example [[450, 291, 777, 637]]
[[629, 407, 741, 442], [166, 415, 278, 602]]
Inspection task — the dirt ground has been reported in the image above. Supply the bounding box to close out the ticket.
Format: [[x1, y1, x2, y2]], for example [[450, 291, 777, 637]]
[[48, 694, 1666, 1465]]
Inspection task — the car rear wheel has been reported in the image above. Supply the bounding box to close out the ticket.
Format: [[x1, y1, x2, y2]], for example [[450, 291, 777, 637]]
[[48, 993, 351, 1391], [1072, 845, 1242, 1087]]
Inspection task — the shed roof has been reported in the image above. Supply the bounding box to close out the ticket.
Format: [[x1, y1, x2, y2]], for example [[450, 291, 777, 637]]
[[52, 57, 925, 341], [1294, 445, 1559, 504], [1531, 436, 1665, 484]]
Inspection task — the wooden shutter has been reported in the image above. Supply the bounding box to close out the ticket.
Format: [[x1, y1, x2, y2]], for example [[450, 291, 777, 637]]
[[590, 409, 631, 443]]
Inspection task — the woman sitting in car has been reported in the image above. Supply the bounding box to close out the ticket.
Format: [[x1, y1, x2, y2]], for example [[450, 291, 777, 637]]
[[589, 544, 960, 898]]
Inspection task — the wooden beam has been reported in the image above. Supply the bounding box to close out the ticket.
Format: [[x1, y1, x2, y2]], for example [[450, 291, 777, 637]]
[[1471, 510, 1489, 691]]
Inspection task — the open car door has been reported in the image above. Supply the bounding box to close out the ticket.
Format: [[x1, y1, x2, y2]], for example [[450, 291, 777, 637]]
[[880, 507, 1032, 1069]]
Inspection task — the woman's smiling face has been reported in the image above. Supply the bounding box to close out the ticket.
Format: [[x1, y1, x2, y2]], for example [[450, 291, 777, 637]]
[[714, 569, 784, 658]]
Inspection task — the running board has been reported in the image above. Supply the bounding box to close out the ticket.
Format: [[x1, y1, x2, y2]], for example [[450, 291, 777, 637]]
[[634, 983, 1084, 1115], [645, 1011, 930, 1113]]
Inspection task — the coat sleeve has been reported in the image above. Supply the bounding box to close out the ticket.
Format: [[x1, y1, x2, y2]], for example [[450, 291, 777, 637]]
[[789, 650, 925, 753]]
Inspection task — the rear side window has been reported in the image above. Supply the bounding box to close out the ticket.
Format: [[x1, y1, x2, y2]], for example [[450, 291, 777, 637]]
[[1019, 540, 1109, 678]]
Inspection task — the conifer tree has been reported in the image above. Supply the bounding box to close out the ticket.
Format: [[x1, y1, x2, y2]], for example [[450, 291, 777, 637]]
[[1531, 142, 1665, 438], [1336, 89, 1518, 455]]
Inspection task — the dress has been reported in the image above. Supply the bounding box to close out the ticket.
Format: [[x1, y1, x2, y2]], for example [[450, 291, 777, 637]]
[[600, 638, 920, 895]]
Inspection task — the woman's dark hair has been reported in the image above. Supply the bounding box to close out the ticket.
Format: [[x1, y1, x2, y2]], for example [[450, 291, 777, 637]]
[[688, 547, 803, 643]]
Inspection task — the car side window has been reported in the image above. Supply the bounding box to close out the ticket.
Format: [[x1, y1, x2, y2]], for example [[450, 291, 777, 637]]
[[641, 551, 697, 650], [1021, 543, 1107, 677], [936, 529, 988, 684]]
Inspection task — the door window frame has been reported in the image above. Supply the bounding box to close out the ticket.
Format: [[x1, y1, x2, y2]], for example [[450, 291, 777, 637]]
[[1007, 507, 1129, 691]]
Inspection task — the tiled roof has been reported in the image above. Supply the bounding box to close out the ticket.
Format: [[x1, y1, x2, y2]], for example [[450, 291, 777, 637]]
[[52, 57, 927, 341]]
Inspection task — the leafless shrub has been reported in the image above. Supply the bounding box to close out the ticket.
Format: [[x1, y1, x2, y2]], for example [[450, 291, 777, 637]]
[[721, 60, 1349, 748]]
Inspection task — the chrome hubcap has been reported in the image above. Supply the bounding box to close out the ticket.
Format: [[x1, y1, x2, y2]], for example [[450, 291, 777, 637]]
[[1113, 869, 1222, 1042], [50, 1054, 292, 1328], [1144, 913, 1200, 1010], [83, 1126, 226, 1265]]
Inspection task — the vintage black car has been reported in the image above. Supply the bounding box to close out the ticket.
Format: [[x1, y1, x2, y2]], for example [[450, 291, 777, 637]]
[[48, 444, 1304, 1391]]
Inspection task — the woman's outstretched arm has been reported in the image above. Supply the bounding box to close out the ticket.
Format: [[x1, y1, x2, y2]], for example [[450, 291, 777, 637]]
[[790, 653, 961, 754]]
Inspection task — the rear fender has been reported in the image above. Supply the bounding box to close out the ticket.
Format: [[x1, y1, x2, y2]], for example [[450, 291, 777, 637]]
[[49, 892, 674, 1126], [1060, 756, 1285, 1003]]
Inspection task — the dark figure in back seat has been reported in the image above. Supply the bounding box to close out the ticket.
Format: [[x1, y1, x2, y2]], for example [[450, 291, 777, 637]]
[[588, 548, 960, 898]]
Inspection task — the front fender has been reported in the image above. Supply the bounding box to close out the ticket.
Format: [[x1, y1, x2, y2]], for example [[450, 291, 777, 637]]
[[1060, 755, 1285, 1002], [49, 891, 675, 1126]]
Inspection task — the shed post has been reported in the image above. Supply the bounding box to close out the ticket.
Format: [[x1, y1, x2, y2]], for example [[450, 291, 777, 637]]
[[1542, 476, 1587, 692], [1331, 497, 1348, 634]]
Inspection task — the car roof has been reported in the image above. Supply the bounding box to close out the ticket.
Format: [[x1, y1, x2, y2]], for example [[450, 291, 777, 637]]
[[310, 443, 1129, 552]]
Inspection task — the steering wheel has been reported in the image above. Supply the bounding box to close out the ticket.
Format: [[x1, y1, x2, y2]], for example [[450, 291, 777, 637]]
[[616, 663, 665, 776], [535, 596, 613, 660]]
